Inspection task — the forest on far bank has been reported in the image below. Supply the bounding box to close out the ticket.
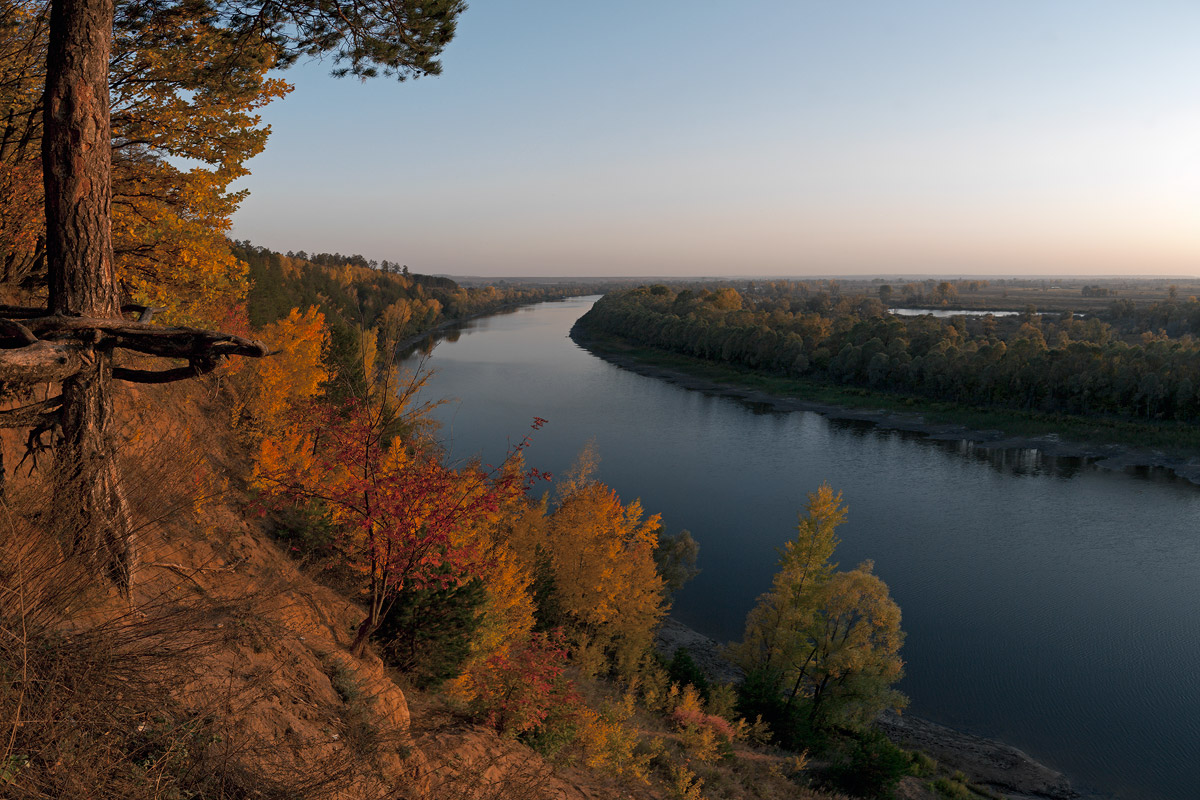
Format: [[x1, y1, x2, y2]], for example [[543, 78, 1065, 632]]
[[574, 279, 1200, 426]]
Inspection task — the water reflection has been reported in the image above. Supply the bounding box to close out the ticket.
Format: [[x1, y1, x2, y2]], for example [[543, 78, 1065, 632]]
[[1122, 464, 1196, 486], [938, 439, 1090, 478], [891, 307, 1020, 318], [803, 413, 1093, 479], [741, 400, 782, 416]]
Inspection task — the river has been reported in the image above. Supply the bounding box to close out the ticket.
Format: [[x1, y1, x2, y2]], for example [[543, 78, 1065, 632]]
[[399, 296, 1200, 800]]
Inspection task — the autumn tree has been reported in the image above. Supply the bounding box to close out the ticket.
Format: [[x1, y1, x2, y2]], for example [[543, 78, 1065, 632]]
[[527, 445, 667, 677], [227, 305, 330, 465], [1, 0, 290, 322], [259, 375, 540, 658], [107, 1, 291, 325], [731, 485, 905, 736], [0, 1, 46, 288], [730, 484, 843, 680], [0, 0, 465, 591], [800, 560, 905, 729]]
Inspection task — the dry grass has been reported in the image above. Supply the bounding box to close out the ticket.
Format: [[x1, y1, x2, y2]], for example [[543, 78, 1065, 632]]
[[0, 377, 424, 799]]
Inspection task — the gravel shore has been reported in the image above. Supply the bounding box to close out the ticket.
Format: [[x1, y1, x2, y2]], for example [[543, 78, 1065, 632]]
[[655, 618, 1078, 800]]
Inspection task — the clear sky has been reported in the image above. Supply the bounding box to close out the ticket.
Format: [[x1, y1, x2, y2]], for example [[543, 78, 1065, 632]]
[[230, 1, 1200, 278]]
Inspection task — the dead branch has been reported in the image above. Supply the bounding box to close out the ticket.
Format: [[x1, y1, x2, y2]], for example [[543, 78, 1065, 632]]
[[0, 397, 62, 428], [0, 314, 270, 385], [113, 357, 219, 384], [0, 338, 89, 383]]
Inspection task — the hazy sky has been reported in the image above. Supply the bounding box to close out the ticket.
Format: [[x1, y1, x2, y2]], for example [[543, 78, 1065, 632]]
[[230, 1, 1200, 277]]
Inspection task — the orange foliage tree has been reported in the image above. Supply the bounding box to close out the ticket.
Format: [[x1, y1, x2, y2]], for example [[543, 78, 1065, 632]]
[[230, 306, 330, 462], [516, 446, 667, 677], [0, 0, 289, 322], [259, 389, 543, 657]]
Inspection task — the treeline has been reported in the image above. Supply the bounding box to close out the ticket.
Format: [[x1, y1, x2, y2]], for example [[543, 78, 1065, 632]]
[[575, 284, 1200, 422], [236, 241, 579, 391]]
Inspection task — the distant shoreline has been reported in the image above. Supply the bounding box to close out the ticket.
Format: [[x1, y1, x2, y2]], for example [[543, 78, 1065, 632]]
[[570, 327, 1200, 487], [393, 294, 592, 359]]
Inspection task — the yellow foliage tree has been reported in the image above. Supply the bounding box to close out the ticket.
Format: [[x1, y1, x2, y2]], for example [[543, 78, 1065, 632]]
[[803, 560, 905, 729], [109, 8, 290, 326], [732, 485, 905, 731], [730, 484, 843, 676], [539, 446, 667, 676], [230, 306, 330, 468]]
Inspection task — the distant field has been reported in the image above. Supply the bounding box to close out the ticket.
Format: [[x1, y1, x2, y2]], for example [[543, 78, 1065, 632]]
[[893, 279, 1200, 314], [783, 277, 1200, 314]]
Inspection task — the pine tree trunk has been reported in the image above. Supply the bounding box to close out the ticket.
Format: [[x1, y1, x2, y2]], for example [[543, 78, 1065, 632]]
[[44, 0, 117, 318], [58, 354, 133, 589], [43, 0, 133, 592]]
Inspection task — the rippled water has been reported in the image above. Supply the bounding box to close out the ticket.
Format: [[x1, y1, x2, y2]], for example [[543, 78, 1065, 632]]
[[400, 297, 1200, 800]]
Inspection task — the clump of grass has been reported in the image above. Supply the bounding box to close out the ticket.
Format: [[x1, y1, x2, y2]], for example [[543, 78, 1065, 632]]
[[932, 775, 973, 799]]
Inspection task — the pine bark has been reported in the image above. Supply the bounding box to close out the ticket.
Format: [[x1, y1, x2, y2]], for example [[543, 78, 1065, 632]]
[[43, 0, 132, 591], [44, 0, 117, 318]]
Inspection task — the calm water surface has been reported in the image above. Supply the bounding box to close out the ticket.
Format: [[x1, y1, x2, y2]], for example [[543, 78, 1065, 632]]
[[890, 307, 1019, 317], [400, 297, 1200, 800]]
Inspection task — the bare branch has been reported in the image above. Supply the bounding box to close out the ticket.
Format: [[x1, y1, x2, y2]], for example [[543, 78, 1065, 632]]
[[0, 339, 89, 383], [0, 319, 38, 346], [0, 397, 62, 429], [113, 357, 218, 384]]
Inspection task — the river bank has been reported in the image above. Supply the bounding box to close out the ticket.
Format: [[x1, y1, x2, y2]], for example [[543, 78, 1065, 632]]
[[393, 292, 602, 358], [655, 618, 1079, 800], [394, 301, 542, 355], [570, 329, 1200, 486]]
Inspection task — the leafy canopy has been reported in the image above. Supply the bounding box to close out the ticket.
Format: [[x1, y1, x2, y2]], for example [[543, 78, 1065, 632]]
[[731, 485, 906, 735]]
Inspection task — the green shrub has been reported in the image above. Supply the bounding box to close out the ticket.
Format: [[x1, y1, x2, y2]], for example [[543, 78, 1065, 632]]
[[932, 775, 973, 799], [667, 648, 709, 698], [824, 729, 913, 799], [910, 749, 938, 778], [735, 667, 816, 750], [375, 577, 486, 690]]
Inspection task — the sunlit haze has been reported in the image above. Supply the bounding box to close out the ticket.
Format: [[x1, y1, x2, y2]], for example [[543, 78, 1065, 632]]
[[231, 1, 1200, 277]]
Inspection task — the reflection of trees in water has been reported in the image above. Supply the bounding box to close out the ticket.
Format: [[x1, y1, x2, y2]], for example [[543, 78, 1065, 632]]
[[743, 400, 785, 417], [948, 441, 1073, 478], [1122, 464, 1193, 487], [396, 324, 469, 360], [758, 399, 1199, 486], [826, 417, 877, 439], [395, 337, 437, 360], [819, 415, 1092, 479], [394, 307, 534, 361]]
